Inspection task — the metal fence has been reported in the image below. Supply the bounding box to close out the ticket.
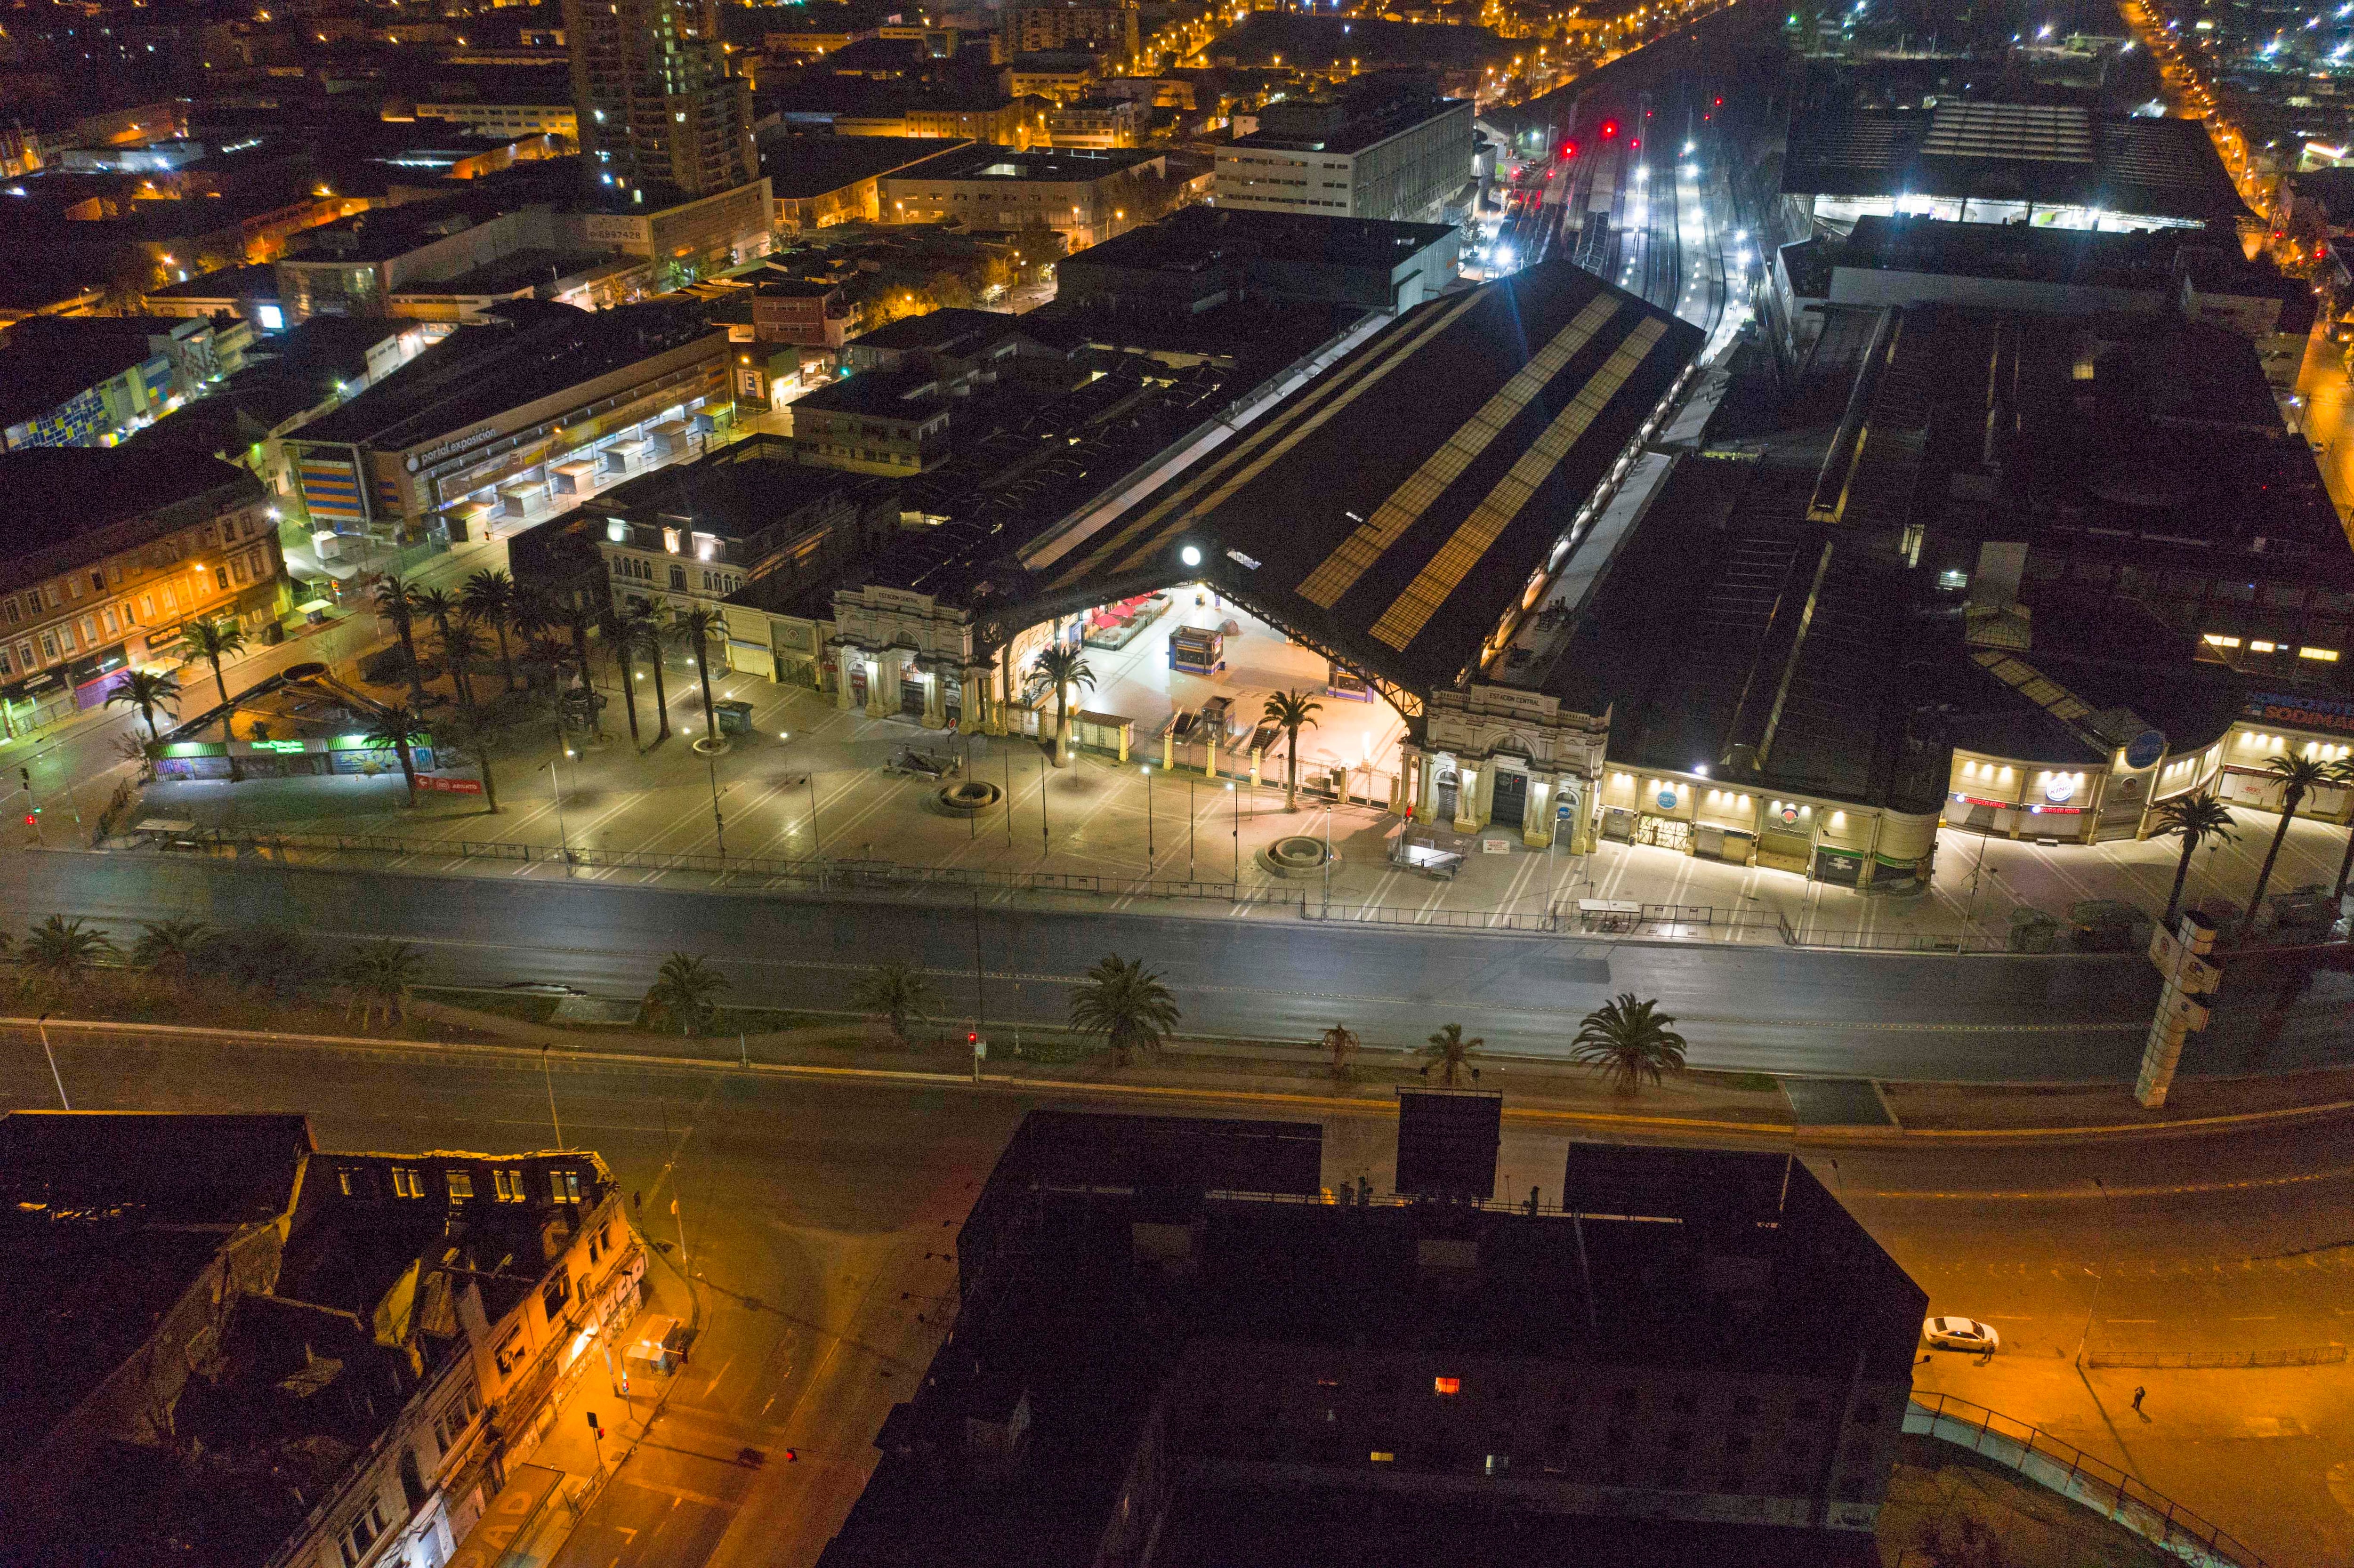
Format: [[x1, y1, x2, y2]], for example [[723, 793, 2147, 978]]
[[2084, 1344, 2346, 1371], [1905, 1392, 2267, 1568]]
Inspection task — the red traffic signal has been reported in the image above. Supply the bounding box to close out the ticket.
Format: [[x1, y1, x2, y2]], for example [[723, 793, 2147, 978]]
[[1630, 137, 1640, 149], [1559, 138, 1578, 158], [1714, 96, 1724, 105], [21, 814, 32, 827], [967, 1031, 979, 1044], [1600, 118, 1619, 137]]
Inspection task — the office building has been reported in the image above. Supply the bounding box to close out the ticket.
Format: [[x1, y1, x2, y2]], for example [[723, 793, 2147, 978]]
[[1056, 203, 1462, 316], [878, 144, 1168, 249], [1000, 1, 1141, 60], [0, 314, 244, 450], [561, 0, 757, 200], [1214, 78, 1475, 224]]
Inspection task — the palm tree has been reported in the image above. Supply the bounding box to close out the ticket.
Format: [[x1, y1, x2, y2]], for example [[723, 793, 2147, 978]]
[[1321, 1021, 1360, 1080], [622, 604, 672, 744], [1570, 993, 1689, 1095], [430, 704, 506, 812], [670, 605, 728, 749], [1067, 953, 1179, 1064], [20, 915, 118, 999], [409, 586, 463, 689], [552, 588, 599, 733], [132, 918, 215, 994], [365, 702, 430, 806], [1261, 688, 1323, 811], [598, 604, 644, 749], [106, 668, 182, 744], [341, 940, 425, 1029], [460, 569, 522, 692], [851, 960, 933, 1043], [2245, 754, 2339, 937], [645, 951, 729, 1036], [1421, 1021, 1482, 1087], [1030, 643, 1095, 768], [521, 633, 578, 693], [371, 577, 429, 711], [2152, 793, 2239, 929], [2330, 758, 2354, 906]]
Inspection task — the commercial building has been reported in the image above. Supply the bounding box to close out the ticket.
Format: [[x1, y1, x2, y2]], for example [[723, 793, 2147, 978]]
[[818, 1112, 1926, 1565], [274, 197, 589, 323], [282, 300, 731, 547], [763, 134, 967, 231], [560, 0, 757, 200], [1056, 203, 1461, 316], [0, 314, 244, 450], [412, 96, 580, 143], [562, 177, 775, 286], [1779, 100, 2255, 234], [0, 1112, 641, 1568], [1046, 96, 1148, 150], [1214, 79, 1475, 224], [1000, 0, 1140, 59], [0, 440, 280, 735], [751, 278, 852, 353], [879, 143, 1168, 249]]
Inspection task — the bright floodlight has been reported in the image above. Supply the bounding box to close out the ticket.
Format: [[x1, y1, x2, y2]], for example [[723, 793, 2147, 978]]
[[1180, 544, 1203, 567]]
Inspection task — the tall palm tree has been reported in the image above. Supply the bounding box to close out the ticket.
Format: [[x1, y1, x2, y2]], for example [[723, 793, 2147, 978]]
[[851, 960, 933, 1043], [622, 604, 672, 744], [670, 605, 728, 748], [598, 604, 643, 750], [2152, 793, 2239, 929], [2245, 754, 2338, 937], [132, 918, 215, 994], [554, 588, 599, 733], [1570, 993, 1688, 1095], [460, 569, 522, 692], [1421, 1021, 1482, 1087], [371, 576, 429, 711], [106, 668, 181, 744], [435, 620, 488, 711], [1030, 643, 1095, 768], [175, 618, 248, 780], [645, 951, 729, 1036], [1067, 953, 1179, 1064], [341, 940, 425, 1029], [409, 585, 464, 691], [365, 702, 429, 806], [20, 915, 118, 999], [1321, 1021, 1360, 1080], [1261, 688, 1323, 811], [431, 704, 506, 812], [2330, 758, 2354, 905]]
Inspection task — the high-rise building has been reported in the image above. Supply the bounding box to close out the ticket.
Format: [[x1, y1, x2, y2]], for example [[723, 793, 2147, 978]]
[[563, 0, 757, 200]]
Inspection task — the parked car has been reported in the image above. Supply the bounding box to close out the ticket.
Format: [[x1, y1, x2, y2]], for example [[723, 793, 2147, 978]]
[[1922, 1316, 1999, 1353], [502, 981, 585, 997]]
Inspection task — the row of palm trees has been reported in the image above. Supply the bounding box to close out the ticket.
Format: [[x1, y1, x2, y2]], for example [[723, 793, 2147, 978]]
[[1027, 641, 1327, 807], [2151, 751, 2354, 936], [0, 915, 426, 1025]]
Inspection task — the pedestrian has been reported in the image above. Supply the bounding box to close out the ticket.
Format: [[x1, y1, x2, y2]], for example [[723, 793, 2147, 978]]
[[632, 1189, 641, 1213], [1356, 1173, 1372, 1206], [2131, 1386, 2146, 1414]]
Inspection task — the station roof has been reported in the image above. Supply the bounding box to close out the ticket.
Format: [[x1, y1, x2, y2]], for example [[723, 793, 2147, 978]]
[[1024, 260, 1701, 697], [1782, 102, 2254, 226]]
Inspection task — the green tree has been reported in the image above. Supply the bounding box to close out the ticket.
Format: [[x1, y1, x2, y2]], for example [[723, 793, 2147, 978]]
[[175, 618, 248, 776], [851, 960, 934, 1043], [132, 918, 215, 994], [1067, 953, 1179, 1065], [1570, 993, 1688, 1095], [1261, 688, 1323, 811], [435, 619, 486, 711], [409, 586, 464, 698], [1421, 1021, 1483, 1087], [372, 576, 430, 712], [2245, 754, 2338, 936], [365, 702, 430, 806], [645, 951, 729, 1035], [430, 703, 507, 812], [1321, 1021, 1360, 1080], [598, 605, 644, 750], [2324, 756, 2354, 906], [669, 605, 729, 749], [622, 603, 673, 744], [1030, 643, 1096, 768], [106, 667, 182, 744], [20, 915, 118, 1000], [342, 939, 425, 1029], [553, 588, 599, 734], [2152, 793, 2238, 929], [460, 569, 522, 692]]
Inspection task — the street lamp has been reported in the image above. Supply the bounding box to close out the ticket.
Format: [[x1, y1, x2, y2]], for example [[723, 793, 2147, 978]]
[[1228, 780, 1239, 886], [1143, 764, 1154, 864]]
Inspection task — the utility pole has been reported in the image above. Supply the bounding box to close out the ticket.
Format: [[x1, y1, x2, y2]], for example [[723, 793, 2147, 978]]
[[2073, 1176, 2114, 1367], [541, 1043, 564, 1148], [670, 1194, 692, 1275], [37, 1013, 69, 1109]]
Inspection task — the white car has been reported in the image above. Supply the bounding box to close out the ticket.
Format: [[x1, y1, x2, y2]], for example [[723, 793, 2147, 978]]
[[1923, 1316, 2000, 1353]]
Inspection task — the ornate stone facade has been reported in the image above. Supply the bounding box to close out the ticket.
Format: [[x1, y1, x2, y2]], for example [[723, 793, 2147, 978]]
[[1396, 684, 1610, 850]]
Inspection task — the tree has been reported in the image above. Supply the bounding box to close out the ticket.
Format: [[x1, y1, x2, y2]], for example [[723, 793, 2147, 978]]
[[430, 704, 507, 812], [645, 952, 729, 1036], [365, 702, 430, 806], [1067, 953, 1179, 1064], [409, 586, 465, 700], [132, 918, 215, 994], [851, 960, 933, 1043], [460, 569, 522, 692], [435, 620, 486, 711], [554, 589, 599, 734], [342, 940, 425, 1029], [1261, 688, 1323, 811], [371, 577, 430, 711], [2152, 793, 2238, 929], [106, 668, 182, 745], [20, 915, 118, 999], [599, 605, 644, 750], [622, 604, 673, 744], [2245, 754, 2338, 936], [669, 605, 728, 749], [175, 619, 248, 776], [1570, 993, 1688, 1095], [1030, 644, 1096, 768], [1321, 1022, 1360, 1080], [2329, 758, 2354, 906], [1421, 1021, 1482, 1087]]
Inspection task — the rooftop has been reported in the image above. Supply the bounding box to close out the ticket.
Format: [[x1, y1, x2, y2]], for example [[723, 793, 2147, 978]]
[[760, 132, 973, 198], [145, 261, 284, 303], [0, 441, 262, 579], [1062, 202, 1459, 274], [0, 314, 202, 432], [884, 143, 1163, 184], [583, 431, 855, 540]]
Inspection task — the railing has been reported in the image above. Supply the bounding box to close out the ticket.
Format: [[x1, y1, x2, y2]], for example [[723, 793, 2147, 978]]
[[2084, 1344, 2346, 1371], [1905, 1392, 2268, 1568]]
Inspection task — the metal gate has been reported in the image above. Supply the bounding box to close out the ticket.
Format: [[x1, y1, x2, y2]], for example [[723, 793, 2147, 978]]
[[1490, 770, 1527, 828]]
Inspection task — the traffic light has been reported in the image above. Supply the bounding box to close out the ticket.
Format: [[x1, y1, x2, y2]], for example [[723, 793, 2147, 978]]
[[1714, 96, 1724, 105], [1600, 118, 1618, 138], [23, 813, 35, 827], [1630, 137, 1641, 149], [1559, 138, 1578, 158]]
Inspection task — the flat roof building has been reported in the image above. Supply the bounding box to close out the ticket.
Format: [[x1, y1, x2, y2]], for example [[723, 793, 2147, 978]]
[[1214, 77, 1475, 225], [1057, 203, 1462, 316], [879, 143, 1169, 249], [762, 134, 972, 231]]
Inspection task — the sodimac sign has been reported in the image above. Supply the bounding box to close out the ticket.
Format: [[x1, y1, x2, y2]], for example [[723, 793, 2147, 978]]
[[2244, 692, 2354, 738]]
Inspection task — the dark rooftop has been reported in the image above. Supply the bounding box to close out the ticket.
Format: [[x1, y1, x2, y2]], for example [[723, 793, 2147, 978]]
[[760, 133, 972, 198], [0, 442, 263, 583], [0, 314, 199, 432], [883, 143, 1163, 184], [145, 261, 284, 303], [582, 431, 854, 539], [1062, 202, 1458, 274]]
